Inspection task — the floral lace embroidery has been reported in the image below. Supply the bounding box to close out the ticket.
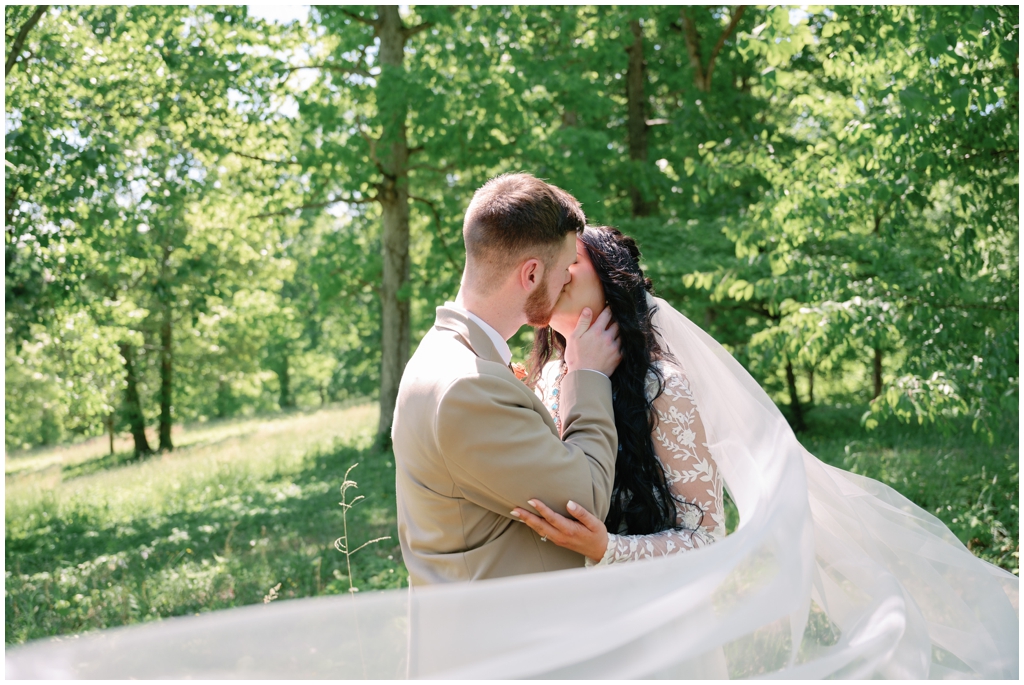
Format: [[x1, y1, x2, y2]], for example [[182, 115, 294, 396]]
[[536, 361, 725, 566], [652, 372, 726, 537]]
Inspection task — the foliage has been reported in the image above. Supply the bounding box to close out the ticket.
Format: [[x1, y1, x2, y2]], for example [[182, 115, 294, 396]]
[[5, 5, 306, 447], [5, 312, 127, 448], [6, 5, 1016, 449], [684, 6, 1018, 431]]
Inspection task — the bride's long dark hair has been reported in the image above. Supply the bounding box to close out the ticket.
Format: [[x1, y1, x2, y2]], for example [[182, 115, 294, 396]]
[[528, 225, 678, 536]]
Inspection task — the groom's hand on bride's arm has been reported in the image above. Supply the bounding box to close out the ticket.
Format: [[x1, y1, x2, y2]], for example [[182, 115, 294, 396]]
[[564, 306, 621, 378], [512, 499, 608, 564]]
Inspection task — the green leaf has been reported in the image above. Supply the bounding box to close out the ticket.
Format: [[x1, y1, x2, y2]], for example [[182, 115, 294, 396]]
[[951, 87, 970, 113], [927, 32, 948, 57], [899, 87, 928, 113]]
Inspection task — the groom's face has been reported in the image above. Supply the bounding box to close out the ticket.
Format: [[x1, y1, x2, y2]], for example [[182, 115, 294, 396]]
[[524, 233, 578, 327]]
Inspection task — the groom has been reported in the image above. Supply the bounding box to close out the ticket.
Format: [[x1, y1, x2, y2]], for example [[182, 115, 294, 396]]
[[392, 174, 621, 585]]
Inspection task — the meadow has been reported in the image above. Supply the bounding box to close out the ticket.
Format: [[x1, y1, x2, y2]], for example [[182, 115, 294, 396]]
[[5, 402, 1017, 645], [5, 404, 404, 645]]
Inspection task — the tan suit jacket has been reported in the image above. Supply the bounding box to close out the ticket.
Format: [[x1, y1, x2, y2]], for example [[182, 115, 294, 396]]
[[392, 305, 618, 586]]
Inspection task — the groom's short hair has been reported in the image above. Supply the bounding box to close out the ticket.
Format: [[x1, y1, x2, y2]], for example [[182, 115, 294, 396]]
[[463, 173, 585, 282]]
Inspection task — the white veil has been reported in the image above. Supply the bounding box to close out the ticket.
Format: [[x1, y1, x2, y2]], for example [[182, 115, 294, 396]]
[[6, 297, 1018, 679]]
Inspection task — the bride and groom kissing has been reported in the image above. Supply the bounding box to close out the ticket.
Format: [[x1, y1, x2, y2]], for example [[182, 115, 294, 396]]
[[385, 172, 1017, 677], [393, 173, 723, 583], [6, 173, 1015, 679]]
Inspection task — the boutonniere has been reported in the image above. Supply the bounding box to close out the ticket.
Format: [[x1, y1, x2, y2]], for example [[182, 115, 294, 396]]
[[510, 362, 528, 381]]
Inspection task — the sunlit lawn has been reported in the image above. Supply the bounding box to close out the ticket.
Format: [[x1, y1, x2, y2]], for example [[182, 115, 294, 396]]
[[5, 402, 1017, 646], [5, 403, 405, 645]]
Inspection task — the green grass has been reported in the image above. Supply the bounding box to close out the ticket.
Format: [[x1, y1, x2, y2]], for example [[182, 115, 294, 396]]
[[799, 406, 1019, 575], [5, 403, 405, 645], [5, 402, 1018, 646]]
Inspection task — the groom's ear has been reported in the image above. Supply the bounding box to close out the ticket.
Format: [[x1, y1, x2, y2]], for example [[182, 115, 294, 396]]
[[519, 258, 543, 291]]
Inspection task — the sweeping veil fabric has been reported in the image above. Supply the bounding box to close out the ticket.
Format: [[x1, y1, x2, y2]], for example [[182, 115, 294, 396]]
[[5, 297, 1018, 679]]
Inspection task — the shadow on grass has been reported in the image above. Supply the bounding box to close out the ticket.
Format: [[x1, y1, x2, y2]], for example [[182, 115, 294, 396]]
[[59, 448, 148, 480], [5, 434, 405, 645]]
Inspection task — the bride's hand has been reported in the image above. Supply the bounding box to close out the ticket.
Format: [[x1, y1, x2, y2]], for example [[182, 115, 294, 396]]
[[512, 499, 608, 564]]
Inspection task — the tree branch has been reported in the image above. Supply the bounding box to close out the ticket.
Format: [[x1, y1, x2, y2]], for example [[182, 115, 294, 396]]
[[410, 195, 459, 270], [278, 62, 371, 79], [403, 22, 432, 40], [250, 196, 377, 219], [6, 5, 48, 76], [679, 8, 706, 92], [340, 9, 379, 30], [705, 6, 746, 91], [357, 127, 391, 177], [358, 128, 380, 162], [230, 149, 302, 167], [126, 265, 151, 293]]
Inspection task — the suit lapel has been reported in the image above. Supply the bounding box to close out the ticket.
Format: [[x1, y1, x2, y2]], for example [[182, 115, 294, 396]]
[[434, 306, 506, 367], [434, 306, 559, 436]]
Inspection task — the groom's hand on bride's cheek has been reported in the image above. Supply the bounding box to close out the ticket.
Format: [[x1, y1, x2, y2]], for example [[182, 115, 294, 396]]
[[511, 499, 608, 564], [564, 306, 621, 377]]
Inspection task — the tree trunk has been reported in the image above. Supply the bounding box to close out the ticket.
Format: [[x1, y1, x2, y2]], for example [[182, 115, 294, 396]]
[[679, 9, 707, 92], [704, 306, 718, 330], [5, 5, 48, 76], [873, 347, 883, 399], [807, 367, 815, 406], [277, 354, 294, 409], [680, 6, 746, 93], [118, 342, 152, 457], [785, 361, 806, 432], [626, 19, 656, 217], [375, 5, 414, 444], [158, 302, 174, 451], [107, 413, 115, 456], [215, 379, 229, 418], [39, 407, 58, 445]]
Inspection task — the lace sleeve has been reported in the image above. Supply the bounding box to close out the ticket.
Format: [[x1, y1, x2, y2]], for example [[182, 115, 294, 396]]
[[591, 366, 726, 566]]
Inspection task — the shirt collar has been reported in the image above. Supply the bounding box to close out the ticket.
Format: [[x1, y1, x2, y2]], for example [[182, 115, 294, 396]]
[[444, 301, 513, 366]]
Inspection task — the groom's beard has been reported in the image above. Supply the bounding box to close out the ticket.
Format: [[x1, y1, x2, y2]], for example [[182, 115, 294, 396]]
[[524, 273, 558, 326]]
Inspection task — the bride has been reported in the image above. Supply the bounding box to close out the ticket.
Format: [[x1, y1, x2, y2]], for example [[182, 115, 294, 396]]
[[511, 225, 1018, 677], [6, 226, 1018, 680], [516, 226, 726, 565]]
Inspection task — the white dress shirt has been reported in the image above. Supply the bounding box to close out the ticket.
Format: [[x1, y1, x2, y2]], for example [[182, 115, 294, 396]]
[[444, 301, 610, 379], [445, 302, 513, 366]]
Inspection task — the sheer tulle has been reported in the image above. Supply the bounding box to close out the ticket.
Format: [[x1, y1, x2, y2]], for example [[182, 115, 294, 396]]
[[6, 297, 1017, 679]]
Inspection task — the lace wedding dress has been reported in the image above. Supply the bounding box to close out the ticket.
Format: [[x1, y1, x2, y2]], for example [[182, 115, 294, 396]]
[[536, 359, 726, 564], [6, 297, 1018, 679]]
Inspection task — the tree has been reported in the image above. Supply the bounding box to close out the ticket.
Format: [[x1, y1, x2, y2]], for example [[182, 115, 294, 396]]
[[5, 6, 299, 450], [282, 5, 535, 441], [687, 6, 1018, 433]]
